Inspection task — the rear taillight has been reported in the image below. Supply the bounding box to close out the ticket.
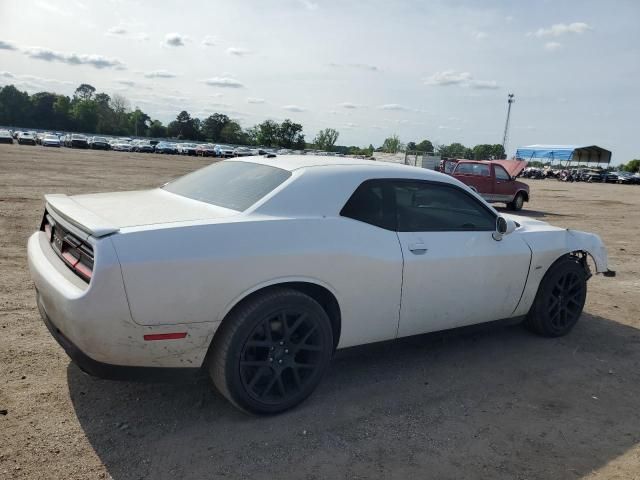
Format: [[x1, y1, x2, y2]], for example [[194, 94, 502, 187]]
[[41, 210, 94, 282]]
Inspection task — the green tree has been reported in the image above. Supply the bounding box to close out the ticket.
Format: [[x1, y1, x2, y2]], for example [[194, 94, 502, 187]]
[[416, 139, 434, 153], [491, 144, 506, 159], [0, 85, 32, 126], [382, 134, 402, 153], [30, 92, 57, 129], [202, 113, 230, 141], [255, 120, 280, 147], [622, 159, 640, 172], [438, 142, 467, 158], [128, 108, 151, 137], [148, 120, 167, 138], [406, 141, 417, 151], [220, 120, 244, 144], [74, 83, 96, 101], [72, 100, 99, 132], [52, 94, 71, 130], [277, 119, 305, 149], [313, 128, 339, 151]]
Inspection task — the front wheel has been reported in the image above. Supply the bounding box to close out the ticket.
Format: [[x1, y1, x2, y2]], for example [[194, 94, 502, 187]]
[[524, 257, 587, 337], [208, 288, 334, 414]]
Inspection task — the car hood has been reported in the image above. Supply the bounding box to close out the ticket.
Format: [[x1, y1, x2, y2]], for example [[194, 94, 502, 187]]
[[48, 188, 237, 235], [501, 213, 563, 233], [492, 160, 527, 177]]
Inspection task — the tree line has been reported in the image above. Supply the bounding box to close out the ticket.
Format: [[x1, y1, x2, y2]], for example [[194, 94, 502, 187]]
[[1, 82, 514, 160]]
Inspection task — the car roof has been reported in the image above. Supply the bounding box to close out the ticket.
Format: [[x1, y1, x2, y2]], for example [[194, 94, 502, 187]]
[[232, 154, 441, 174]]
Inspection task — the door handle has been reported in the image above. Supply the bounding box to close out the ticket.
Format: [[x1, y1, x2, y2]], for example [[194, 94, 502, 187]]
[[408, 242, 428, 253]]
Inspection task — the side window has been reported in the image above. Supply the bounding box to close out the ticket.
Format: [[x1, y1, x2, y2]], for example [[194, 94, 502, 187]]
[[393, 181, 496, 232], [456, 163, 490, 177], [340, 180, 396, 230], [494, 165, 510, 181]]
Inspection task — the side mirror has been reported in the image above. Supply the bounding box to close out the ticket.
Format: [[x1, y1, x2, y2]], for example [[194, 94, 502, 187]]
[[493, 216, 516, 241]]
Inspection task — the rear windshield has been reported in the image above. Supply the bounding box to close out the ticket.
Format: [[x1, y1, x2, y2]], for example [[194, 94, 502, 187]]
[[163, 161, 291, 211]]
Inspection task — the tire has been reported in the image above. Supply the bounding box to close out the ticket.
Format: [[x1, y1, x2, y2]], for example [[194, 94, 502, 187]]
[[524, 256, 587, 337], [208, 288, 334, 414], [508, 192, 525, 211]]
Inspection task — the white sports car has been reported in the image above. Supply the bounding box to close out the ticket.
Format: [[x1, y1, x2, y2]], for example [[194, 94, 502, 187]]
[[27, 156, 614, 414]]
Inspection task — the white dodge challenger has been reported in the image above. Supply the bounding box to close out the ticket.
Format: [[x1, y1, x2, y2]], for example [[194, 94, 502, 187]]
[[28, 156, 614, 414]]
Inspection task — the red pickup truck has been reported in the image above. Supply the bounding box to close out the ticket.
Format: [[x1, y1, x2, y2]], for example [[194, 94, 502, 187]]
[[451, 160, 529, 211]]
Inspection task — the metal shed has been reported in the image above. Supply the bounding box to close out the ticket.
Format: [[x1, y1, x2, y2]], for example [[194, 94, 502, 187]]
[[515, 145, 612, 165]]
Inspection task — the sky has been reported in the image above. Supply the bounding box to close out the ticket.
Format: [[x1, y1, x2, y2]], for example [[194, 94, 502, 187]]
[[0, 0, 638, 163]]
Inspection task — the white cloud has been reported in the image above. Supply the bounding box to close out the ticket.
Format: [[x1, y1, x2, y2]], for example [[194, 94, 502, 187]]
[[164, 32, 188, 47], [544, 41, 562, 51], [202, 35, 216, 47], [282, 105, 306, 112], [330, 62, 379, 72], [424, 70, 472, 86], [135, 33, 150, 42], [424, 70, 499, 90], [338, 102, 364, 109], [344, 122, 358, 128], [0, 40, 18, 51], [203, 77, 244, 88], [24, 47, 125, 69], [378, 104, 410, 111], [247, 97, 265, 104], [531, 22, 591, 38], [0, 71, 15, 78], [468, 80, 499, 90], [298, 0, 318, 10], [473, 31, 488, 40], [116, 79, 136, 86], [144, 70, 177, 78], [107, 25, 128, 35], [227, 47, 252, 57]]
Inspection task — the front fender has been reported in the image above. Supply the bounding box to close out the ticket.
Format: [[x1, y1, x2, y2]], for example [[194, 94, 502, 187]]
[[567, 230, 609, 273]]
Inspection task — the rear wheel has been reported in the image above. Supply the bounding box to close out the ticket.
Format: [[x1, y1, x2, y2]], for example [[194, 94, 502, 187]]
[[208, 288, 334, 414], [524, 257, 587, 337], [508, 192, 525, 211]]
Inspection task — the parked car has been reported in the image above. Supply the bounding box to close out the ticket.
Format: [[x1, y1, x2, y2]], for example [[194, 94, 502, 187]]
[[581, 169, 604, 182], [233, 146, 253, 157], [155, 142, 178, 154], [28, 156, 614, 414], [42, 134, 61, 147], [89, 136, 111, 150], [17, 132, 37, 145], [134, 141, 155, 153], [214, 144, 235, 157], [451, 160, 529, 211], [0, 129, 13, 144], [195, 144, 217, 157], [67, 134, 89, 149], [111, 140, 133, 152], [178, 143, 198, 156]]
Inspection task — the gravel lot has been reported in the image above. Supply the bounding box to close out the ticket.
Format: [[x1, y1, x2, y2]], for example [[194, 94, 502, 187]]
[[1, 144, 639, 479]]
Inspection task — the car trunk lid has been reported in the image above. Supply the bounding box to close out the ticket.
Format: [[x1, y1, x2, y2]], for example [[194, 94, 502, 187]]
[[45, 189, 237, 237]]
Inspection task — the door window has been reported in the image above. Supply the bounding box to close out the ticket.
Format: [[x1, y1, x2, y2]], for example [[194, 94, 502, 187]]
[[494, 165, 511, 180], [392, 181, 496, 232]]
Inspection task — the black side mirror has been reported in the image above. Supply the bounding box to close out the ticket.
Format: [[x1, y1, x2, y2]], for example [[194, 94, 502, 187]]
[[496, 217, 507, 234]]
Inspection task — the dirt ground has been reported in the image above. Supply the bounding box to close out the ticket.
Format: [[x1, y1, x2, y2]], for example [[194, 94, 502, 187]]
[[1, 144, 639, 480]]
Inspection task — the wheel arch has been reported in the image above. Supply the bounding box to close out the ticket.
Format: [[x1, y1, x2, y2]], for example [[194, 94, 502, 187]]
[[215, 278, 342, 350], [516, 189, 529, 202]]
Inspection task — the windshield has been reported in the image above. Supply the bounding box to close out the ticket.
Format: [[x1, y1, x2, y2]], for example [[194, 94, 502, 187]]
[[163, 161, 291, 211]]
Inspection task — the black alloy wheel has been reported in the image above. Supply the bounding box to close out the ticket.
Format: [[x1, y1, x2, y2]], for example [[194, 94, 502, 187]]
[[525, 256, 587, 337], [209, 288, 333, 414]]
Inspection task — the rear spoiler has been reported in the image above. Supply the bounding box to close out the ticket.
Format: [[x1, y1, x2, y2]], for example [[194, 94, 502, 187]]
[[44, 194, 119, 238]]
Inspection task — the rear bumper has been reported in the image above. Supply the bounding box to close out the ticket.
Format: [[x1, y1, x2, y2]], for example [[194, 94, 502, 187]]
[[36, 293, 200, 381], [28, 231, 216, 370]]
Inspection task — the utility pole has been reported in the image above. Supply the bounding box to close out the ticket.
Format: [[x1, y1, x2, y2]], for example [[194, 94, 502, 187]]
[[502, 93, 515, 155]]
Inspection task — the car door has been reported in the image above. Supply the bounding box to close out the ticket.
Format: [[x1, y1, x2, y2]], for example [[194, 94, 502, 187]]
[[493, 164, 516, 202], [390, 179, 531, 338], [453, 163, 493, 199]]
